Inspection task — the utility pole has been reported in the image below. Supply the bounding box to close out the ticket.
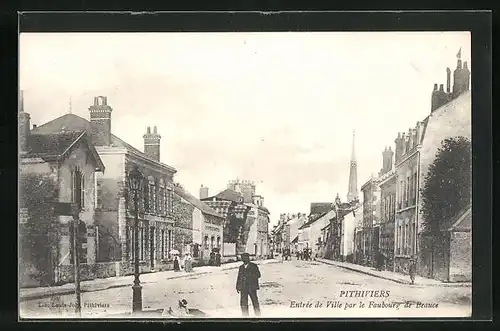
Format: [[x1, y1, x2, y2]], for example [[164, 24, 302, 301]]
[[71, 203, 82, 317]]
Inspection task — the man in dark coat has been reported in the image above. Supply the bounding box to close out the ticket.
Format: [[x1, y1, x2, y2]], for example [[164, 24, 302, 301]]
[[236, 253, 261, 316]]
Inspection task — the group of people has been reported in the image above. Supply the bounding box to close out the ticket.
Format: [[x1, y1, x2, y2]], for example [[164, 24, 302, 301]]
[[296, 248, 313, 261], [208, 250, 222, 266], [173, 253, 194, 273]]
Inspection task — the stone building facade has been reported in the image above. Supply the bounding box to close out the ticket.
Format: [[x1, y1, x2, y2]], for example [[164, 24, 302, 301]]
[[19, 98, 106, 286], [378, 146, 396, 271], [31, 96, 177, 278], [360, 177, 381, 267]]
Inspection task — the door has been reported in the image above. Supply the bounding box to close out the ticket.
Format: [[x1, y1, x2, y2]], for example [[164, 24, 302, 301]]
[[150, 227, 155, 268]]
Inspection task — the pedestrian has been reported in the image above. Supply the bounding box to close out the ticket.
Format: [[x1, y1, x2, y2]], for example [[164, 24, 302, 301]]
[[409, 257, 417, 285], [173, 255, 180, 272], [215, 251, 221, 266], [184, 253, 193, 272], [209, 251, 215, 266], [236, 252, 261, 317]]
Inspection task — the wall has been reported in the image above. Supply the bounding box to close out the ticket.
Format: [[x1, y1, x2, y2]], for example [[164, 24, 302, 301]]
[[342, 210, 356, 259], [57, 143, 99, 267], [310, 210, 334, 255], [418, 91, 471, 233], [449, 231, 472, 282], [172, 196, 194, 255], [93, 152, 125, 262]]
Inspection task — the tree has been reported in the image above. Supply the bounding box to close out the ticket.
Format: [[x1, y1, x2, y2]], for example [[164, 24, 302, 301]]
[[19, 172, 59, 285], [420, 136, 471, 250]]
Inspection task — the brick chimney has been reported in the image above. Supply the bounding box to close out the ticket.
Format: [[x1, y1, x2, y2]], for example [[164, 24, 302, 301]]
[[200, 185, 209, 199], [143, 126, 161, 162], [89, 96, 113, 146]]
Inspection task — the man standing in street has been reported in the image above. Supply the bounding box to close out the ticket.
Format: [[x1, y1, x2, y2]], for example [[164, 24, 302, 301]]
[[236, 253, 261, 316]]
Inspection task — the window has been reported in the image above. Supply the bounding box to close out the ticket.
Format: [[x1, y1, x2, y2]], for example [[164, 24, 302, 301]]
[[158, 184, 165, 215], [143, 181, 149, 213], [166, 187, 173, 215], [96, 179, 102, 209], [204, 236, 209, 249], [161, 229, 165, 259], [404, 223, 409, 255], [71, 168, 85, 209], [217, 236, 221, 248], [139, 227, 144, 260], [210, 236, 215, 251], [149, 178, 156, 214], [167, 230, 172, 259]]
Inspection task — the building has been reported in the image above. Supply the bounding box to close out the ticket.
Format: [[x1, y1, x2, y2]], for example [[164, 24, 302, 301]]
[[394, 48, 470, 275], [340, 205, 360, 263], [19, 95, 106, 286], [172, 185, 224, 263], [353, 205, 364, 264], [301, 208, 336, 258], [347, 131, 359, 203], [424, 206, 471, 282], [360, 176, 381, 267], [201, 180, 270, 258], [283, 213, 307, 253], [378, 147, 396, 271], [30, 96, 177, 276]]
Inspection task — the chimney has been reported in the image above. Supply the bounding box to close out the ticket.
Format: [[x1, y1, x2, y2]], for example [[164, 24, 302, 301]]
[[89, 96, 113, 146], [234, 181, 241, 193], [32, 124, 37, 129], [463, 61, 470, 91], [431, 83, 439, 112], [387, 146, 394, 171], [19, 90, 31, 153], [199, 185, 209, 199], [143, 125, 161, 161], [452, 48, 465, 97], [446, 67, 451, 93]]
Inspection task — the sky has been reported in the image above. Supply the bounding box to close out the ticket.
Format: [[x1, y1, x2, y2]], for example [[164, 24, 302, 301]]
[[19, 32, 471, 227]]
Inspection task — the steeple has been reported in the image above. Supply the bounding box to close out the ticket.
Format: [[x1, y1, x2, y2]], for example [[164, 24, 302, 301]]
[[347, 130, 358, 203]]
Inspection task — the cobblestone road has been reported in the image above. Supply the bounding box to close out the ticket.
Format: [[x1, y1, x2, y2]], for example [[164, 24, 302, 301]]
[[20, 259, 471, 319]]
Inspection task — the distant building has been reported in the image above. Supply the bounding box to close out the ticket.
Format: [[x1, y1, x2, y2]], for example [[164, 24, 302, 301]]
[[360, 177, 381, 267], [201, 180, 270, 258], [172, 185, 224, 263], [340, 205, 361, 263], [378, 147, 396, 271], [346, 131, 359, 203]]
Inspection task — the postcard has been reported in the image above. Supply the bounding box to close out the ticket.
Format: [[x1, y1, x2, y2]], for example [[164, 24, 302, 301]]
[[19, 28, 472, 319]]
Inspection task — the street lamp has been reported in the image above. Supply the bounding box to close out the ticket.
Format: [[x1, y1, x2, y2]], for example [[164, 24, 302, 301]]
[[128, 165, 143, 313]]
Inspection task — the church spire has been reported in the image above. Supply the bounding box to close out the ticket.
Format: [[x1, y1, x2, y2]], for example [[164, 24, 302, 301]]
[[347, 130, 358, 203]]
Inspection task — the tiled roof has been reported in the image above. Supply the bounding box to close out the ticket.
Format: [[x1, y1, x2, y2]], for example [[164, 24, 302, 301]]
[[310, 202, 332, 215], [23, 130, 105, 172], [212, 188, 244, 203], [31, 113, 175, 172], [173, 186, 223, 219]]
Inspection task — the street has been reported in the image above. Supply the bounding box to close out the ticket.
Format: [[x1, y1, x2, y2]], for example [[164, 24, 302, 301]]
[[20, 259, 471, 319]]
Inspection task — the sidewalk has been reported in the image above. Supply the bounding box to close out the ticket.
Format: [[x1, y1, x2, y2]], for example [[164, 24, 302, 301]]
[[20, 258, 279, 302], [316, 258, 471, 287]]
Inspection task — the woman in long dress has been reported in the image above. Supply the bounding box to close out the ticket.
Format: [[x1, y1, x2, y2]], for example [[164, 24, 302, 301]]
[[173, 255, 180, 272], [184, 253, 193, 272]]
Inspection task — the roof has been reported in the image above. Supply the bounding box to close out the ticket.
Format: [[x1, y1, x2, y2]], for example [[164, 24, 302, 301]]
[[173, 185, 224, 219], [310, 202, 332, 215], [300, 210, 330, 229], [419, 116, 430, 144], [22, 130, 105, 172], [31, 113, 175, 172], [291, 235, 298, 243], [447, 206, 472, 232], [211, 188, 244, 203]]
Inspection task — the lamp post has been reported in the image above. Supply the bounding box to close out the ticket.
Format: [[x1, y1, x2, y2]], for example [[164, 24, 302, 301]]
[[128, 165, 143, 313]]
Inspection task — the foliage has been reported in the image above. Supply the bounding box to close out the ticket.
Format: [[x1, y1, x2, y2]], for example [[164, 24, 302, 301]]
[[225, 214, 244, 243], [19, 172, 59, 285], [420, 136, 471, 249]]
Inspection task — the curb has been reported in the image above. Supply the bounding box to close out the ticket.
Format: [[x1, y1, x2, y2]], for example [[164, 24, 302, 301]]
[[316, 259, 471, 287], [20, 260, 279, 302]]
